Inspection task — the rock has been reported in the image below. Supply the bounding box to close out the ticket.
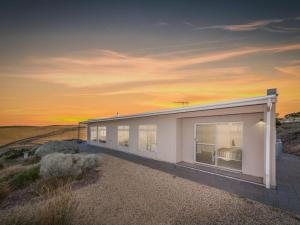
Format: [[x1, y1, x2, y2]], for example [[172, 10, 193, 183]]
[[34, 141, 80, 158]]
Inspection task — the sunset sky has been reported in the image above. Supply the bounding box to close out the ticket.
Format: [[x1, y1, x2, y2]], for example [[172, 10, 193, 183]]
[[1, 0, 300, 125]]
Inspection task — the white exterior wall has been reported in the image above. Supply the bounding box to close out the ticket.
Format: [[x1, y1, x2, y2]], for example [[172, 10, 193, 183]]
[[87, 103, 276, 185], [180, 112, 265, 178], [88, 115, 178, 163]]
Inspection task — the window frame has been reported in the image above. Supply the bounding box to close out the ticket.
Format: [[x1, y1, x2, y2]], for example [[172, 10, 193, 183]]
[[117, 125, 130, 147], [138, 124, 157, 152], [90, 126, 98, 142], [97, 126, 106, 143], [194, 122, 243, 171]]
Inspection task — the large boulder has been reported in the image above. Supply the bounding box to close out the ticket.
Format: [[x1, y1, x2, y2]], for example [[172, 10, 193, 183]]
[[35, 141, 80, 158], [39, 153, 101, 177]]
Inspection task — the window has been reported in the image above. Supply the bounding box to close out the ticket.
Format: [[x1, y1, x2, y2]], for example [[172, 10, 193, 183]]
[[139, 125, 157, 152], [195, 124, 216, 165], [97, 126, 106, 143], [216, 122, 242, 170], [118, 126, 129, 147], [195, 122, 242, 170], [90, 126, 97, 142]]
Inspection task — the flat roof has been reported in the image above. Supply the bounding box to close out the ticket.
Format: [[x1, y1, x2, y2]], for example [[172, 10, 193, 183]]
[[84, 95, 276, 124]]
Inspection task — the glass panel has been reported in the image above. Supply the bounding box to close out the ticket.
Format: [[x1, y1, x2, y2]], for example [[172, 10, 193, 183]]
[[148, 130, 157, 152], [230, 123, 242, 147], [90, 127, 97, 142], [118, 126, 129, 147], [216, 123, 242, 170], [98, 126, 106, 143], [196, 124, 215, 144], [196, 143, 215, 165], [138, 125, 157, 152], [195, 123, 242, 171], [138, 130, 148, 151]]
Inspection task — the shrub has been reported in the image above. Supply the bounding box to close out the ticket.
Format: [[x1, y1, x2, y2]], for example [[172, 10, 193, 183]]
[[3, 186, 78, 225], [35, 140, 80, 158], [39, 153, 101, 178], [82, 154, 101, 169], [10, 165, 40, 190]]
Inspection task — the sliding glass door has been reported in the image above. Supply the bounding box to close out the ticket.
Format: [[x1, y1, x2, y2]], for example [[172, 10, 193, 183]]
[[195, 123, 243, 171], [195, 124, 216, 165]]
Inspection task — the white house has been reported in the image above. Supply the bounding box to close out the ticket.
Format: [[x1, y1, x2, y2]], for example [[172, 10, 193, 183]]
[[84, 89, 277, 188]]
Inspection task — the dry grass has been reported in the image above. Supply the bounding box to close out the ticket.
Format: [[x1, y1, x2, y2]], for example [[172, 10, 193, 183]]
[[9, 165, 40, 190], [0, 165, 26, 179], [0, 165, 27, 202], [35, 177, 73, 196], [2, 185, 78, 225], [0, 165, 40, 204]]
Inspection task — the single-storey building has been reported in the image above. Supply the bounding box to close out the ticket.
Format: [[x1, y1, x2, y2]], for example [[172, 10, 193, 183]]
[[84, 89, 277, 189]]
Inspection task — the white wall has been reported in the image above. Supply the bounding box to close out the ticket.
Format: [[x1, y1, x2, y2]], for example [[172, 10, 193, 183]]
[[180, 112, 265, 177], [87, 104, 274, 181], [88, 114, 178, 163]]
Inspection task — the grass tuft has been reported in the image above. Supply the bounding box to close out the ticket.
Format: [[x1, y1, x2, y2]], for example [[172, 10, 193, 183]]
[[10, 165, 40, 190], [3, 186, 78, 225], [35, 176, 72, 196]]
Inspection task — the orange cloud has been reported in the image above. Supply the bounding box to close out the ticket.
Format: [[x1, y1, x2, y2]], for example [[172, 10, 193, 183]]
[[23, 43, 300, 88], [1, 43, 300, 125]]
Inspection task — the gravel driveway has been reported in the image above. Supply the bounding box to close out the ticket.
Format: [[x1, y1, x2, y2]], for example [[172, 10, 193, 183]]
[[74, 154, 300, 225]]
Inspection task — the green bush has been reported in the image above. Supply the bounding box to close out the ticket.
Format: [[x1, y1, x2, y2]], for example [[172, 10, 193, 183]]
[[10, 165, 40, 190]]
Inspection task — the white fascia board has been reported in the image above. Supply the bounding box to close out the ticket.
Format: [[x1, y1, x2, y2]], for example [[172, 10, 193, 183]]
[[85, 95, 276, 124]]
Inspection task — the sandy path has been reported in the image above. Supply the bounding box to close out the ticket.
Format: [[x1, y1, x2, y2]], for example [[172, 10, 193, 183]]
[[74, 154, 300, 225]]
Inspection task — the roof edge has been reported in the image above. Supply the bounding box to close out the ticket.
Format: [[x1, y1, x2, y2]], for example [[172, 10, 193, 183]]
[[84, 94, 277, 124]]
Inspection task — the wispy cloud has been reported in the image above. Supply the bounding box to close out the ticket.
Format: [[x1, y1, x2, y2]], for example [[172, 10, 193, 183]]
[[155, 21, 168, 26], [182, 21, 194, 27], [276, 66, 300, 77], [275, 59, 300, 77], [22, 42, 300, 87], [194, 17, 300, 32]]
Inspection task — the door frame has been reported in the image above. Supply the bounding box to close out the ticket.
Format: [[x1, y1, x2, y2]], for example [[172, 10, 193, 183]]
[[193, 122, 243, 172]]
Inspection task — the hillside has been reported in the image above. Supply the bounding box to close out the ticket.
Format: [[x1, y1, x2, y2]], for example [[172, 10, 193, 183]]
[[277, 122, 300, 157], [0, 125, 86, 149]]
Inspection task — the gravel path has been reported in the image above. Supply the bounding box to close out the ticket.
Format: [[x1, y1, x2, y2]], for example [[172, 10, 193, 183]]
[[74, 154, 300, 225]]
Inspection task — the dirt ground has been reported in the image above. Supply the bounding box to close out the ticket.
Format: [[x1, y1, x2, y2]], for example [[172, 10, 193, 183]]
[[73, 154, 300, 225]]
